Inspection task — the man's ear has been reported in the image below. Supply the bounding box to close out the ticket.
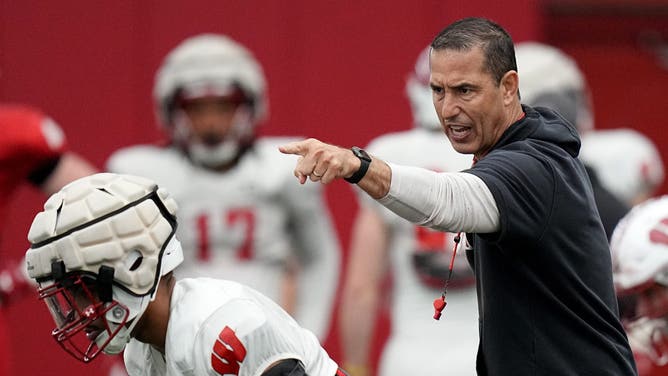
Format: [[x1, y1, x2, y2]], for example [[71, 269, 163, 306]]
[[500, 70, 519, 105]]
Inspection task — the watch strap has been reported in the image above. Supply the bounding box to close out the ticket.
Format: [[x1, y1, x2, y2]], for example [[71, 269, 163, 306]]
[[345, 146, 371, 184]]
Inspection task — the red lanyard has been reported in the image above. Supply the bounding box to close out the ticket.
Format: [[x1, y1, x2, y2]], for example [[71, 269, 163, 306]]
[[433, 152, 481, 320], [432, 232, 463, 320]]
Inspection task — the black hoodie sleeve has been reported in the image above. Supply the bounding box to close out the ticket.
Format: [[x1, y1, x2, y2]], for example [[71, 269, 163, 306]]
[[467, 149, 555, 249]]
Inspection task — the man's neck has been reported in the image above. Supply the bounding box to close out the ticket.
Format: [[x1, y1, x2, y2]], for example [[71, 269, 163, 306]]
[[132, 275, 176, 354]]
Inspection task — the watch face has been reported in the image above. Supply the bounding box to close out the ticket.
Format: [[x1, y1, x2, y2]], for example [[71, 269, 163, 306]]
[[353, 146, 371, 161], [345, 146, 372, 184]]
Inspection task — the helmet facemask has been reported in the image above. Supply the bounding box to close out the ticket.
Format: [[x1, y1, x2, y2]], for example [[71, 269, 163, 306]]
[[38, 269, 130, 363], [626, 316, 668, 367], [171, 87, 255, 169], [617, 270, 668, 367]]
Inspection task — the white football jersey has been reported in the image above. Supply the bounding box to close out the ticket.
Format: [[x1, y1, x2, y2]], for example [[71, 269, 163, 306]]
[[107, 137, 341, 339], [362, 128, 479, 375], [124, 278, 339, 376]]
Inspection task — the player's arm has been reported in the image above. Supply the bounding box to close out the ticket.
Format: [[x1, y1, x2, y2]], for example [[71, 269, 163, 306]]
[[284, 180, 341, 340], [339, 206, 388, 376], [278, 139, 499, 233], [38, 152, 98, 195], [279, 255, 299, 316]]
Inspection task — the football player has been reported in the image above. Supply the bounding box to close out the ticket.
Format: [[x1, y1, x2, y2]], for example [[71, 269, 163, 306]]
[[106, 34, 340, 340], [339, 46, 478, 376], [25, 172, 347, 376], [611, 195, 668, 375], [517, 43, 664, 210], [514, 41, 631, 239], [579, 128, 664, 207]]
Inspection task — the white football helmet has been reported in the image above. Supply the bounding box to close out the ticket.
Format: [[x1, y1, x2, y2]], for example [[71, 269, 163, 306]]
[[611, 195, 668, 295], [405, 46, 442, 131], [25, 173, 183, 363], [153, 34, 268, 167], [611, 195, 668, 365], [580, 128, 664, 206], [626, 317, 668, 367], [515, 42, 594, 133]]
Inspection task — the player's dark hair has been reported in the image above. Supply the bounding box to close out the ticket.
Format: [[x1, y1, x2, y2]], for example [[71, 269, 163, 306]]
[[431, 17, 517, 85]]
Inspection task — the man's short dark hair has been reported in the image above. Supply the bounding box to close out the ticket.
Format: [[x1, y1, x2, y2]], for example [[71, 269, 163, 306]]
[[431, 17, 517, 84]]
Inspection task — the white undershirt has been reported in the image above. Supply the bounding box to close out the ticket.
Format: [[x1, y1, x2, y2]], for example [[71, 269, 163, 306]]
[[377, 163, 500, 233]]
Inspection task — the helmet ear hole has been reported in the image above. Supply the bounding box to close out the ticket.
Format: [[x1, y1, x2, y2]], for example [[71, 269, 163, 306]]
[[125, 250, 143, 272]]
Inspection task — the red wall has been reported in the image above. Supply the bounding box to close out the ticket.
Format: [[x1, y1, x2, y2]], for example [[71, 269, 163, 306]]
[[0, 1, 574, 374]]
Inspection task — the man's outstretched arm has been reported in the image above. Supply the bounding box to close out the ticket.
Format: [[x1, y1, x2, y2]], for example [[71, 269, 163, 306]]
[[278, 138, 391, 199]]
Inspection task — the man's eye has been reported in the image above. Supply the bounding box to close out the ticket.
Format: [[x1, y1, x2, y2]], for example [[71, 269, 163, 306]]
[[431, 86, 443, 95], [458, 87, 471, 94]]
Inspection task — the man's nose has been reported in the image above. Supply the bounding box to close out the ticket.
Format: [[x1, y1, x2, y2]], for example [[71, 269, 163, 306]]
[[438, 96, 459, 120], [198, 109, 227, 131]]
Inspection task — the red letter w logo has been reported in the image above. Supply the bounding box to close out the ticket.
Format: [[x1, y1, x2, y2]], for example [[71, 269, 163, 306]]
[[211, 326, 247, 375]]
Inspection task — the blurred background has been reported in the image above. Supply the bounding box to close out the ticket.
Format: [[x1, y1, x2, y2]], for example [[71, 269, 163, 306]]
[[1, 0, 666, 374]]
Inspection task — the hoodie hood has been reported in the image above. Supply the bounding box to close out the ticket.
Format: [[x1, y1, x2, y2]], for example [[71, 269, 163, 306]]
[[492, 105, 581, 158]]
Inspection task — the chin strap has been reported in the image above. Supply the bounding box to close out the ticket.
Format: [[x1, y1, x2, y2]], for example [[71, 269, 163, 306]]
[[433, 232, 462, 320], [98, 294, 151, 355]]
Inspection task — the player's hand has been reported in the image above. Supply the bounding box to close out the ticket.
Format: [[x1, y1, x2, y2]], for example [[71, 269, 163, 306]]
[[0, 259, 36, 307], [279, 138, 359, 185]]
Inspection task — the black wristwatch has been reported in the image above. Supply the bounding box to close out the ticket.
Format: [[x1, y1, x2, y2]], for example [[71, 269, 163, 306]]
[[344, 146, 372, 184]]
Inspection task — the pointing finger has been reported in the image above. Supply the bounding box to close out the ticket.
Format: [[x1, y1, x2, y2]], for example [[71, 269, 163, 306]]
[[278, 141, 306, 156]]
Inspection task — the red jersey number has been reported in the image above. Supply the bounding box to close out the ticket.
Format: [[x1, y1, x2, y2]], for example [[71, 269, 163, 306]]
[[197, 208, 256, 261]]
